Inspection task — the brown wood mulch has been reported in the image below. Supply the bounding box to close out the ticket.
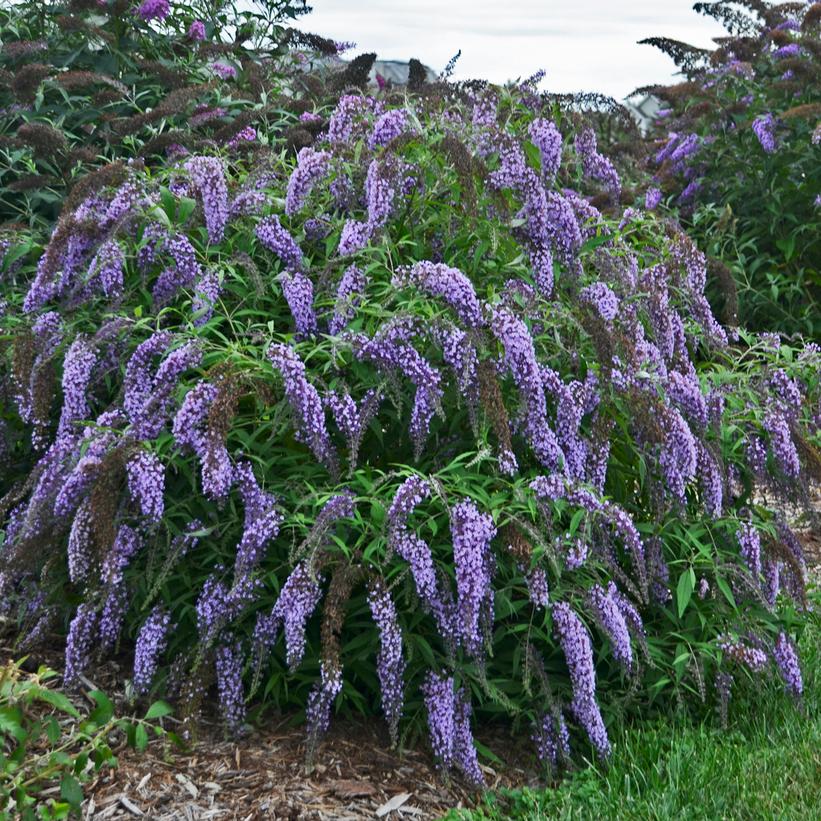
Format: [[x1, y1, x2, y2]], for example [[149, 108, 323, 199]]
[[78, 715, 535, 821]]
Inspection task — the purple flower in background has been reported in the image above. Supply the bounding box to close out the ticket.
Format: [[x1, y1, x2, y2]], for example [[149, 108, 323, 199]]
[[137, 0, 169, 22], [774, 43, 801, 59], [529, 118, 562, 182], [752, 114, 777, 153], [552, 601, 610, 758], [533, 712, 570, 771], [588, 584, 632, 672], [325, 388, 381, 464], [365, 159, 396, 229], [338, 219, 371, 256], [422, 671, 456, 770], [67, 499, 93, 584], [453, 688, 484, 786], [234, 461, 283, 575], [192, 268, 221, 325], [580, 282, 619, 322], [645, 187, 662, 210], [491, 307, 563, 469], [451, 499, 497, 657], [328, 95, 369, 144], [185, 156, 228, 244], [717, 636, 768, 671], [172, 381, 216, 450], [133, 606, 171, 695], [329, 264, 367, 334], [256, 215, 304, 272], [394, 261, 483, 328], [212, 62, 238, 81], [773, 633, 803, 698], [126, 450, 165, 523], [367, 579, 405, 744], [300, 111, 322, 124], [575, 128, 621, 200], [763, 558, 781, 607], [737, 522, 762, 580], [274, 561, 324, 671], [89, 239, 124, 298], [152, 233, 203, 306], [527, 567, 550, 608], [58, 336, 97, 439], [268, 344, 337, 472], [696, 443, 723, 518], [369, 108, 411, 149], [188, 20, 206, 41], [226, 126, 256, 149], [215, 640, 246, 732], [279, 271, 317, 338], [305, 660, 343, 742], [285, 148, 332, 215], [763, 411, 800, 477], [64, 603, 97, 689]]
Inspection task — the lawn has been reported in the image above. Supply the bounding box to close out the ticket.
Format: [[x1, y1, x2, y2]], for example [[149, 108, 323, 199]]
[[450, 612, 821, 820]]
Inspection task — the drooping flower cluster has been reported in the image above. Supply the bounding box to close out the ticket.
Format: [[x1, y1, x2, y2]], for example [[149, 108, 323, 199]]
[[133, 606, 171, 695], [126, 449, 165, 524], [393, 261, 483, 328], [367, 580, 406, 744], [773, 632, 803, 698], [285, 148, 332, 215], [451, 499, 497, 657], [552, 601, 610, 758], [421, 672, 484, 786], [185, 156, 229, 243], [267, 344, 337, 473]]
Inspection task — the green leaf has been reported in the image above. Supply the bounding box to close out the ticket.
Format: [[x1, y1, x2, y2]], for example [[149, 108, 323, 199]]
[[87, 691, 114, 726], [60, 774, 83, 809], [37, 689, 81, 719], [676, 568, 695, 619], [144, 700, 173, 721], [134, 723, 149, 752]]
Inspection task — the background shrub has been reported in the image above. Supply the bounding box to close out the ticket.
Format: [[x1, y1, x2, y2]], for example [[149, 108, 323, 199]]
[[640, 1, 821, 336]]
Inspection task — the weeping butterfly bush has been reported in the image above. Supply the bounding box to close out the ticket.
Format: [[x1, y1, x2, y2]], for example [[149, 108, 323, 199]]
[[1, 78, 819, 782], [643, 0, 821, 335]]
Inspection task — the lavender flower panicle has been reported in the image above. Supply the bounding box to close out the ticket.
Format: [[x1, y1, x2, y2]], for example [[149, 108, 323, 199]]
[[215, 640, 246, 732], [367, 580, 405, 744], [185, 156, 228, 244], [773, 633, 803, 698], [133, 606, 171, 695], [451, 499, 497, 657]]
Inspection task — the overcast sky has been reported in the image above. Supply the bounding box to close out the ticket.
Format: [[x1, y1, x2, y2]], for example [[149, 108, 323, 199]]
[[296, 0, 728, 99]]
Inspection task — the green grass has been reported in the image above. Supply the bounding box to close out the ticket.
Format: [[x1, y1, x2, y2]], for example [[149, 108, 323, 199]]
[[449, 617, 821, 821]]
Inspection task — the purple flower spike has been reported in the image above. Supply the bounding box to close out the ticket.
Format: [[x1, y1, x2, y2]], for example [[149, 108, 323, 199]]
[[552, 601, 610, 758], [256, 215, 304, 272], [451, 499, 497, 658], [268, 344, 337, 473], [367, 579, 405, 744], [215, 640, 246, 732], [393, 261, 483, 328], [126, 449, 165, 524], [773, 633, 803, 698], [285, 148, 331, 216], [133, 606, 171, 695], [185, 156, 228, 244]]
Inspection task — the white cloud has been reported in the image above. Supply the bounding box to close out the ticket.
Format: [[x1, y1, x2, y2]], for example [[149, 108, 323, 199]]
[[295, 0, 727, 98]]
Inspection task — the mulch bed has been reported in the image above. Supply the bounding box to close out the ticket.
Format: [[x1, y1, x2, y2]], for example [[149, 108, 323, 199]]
[[1, 638, 537, 820], [78, 716, 534, 820]]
